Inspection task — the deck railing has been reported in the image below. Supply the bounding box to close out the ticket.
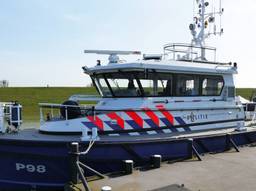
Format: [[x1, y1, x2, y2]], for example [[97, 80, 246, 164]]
[[163, 43, 217, 63], [39, 103, 95, 122]]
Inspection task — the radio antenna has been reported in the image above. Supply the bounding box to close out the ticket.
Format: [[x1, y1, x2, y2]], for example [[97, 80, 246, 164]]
[[189, 0, 224, 60]]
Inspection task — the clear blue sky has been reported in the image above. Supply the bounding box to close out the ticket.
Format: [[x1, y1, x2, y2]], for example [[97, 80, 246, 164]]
[[0, 0, 255, 87]]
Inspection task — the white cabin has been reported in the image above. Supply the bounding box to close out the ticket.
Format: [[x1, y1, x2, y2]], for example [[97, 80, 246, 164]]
[[39, 45, 244, 135]]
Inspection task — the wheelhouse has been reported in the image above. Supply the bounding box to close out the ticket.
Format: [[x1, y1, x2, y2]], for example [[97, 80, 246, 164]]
[[91, 70, 225, 98]]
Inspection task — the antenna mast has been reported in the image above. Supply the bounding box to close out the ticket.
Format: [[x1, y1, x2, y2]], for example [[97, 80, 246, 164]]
[[189, 0, 224, 60]]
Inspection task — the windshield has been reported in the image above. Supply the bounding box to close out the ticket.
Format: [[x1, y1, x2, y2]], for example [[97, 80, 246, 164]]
[[92, 71, 224, 97], [94, 73, 142, 97]]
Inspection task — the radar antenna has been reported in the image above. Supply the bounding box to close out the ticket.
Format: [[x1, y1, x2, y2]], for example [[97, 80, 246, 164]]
[[189, 0, 224, 60], [84, 50, 141, 64]]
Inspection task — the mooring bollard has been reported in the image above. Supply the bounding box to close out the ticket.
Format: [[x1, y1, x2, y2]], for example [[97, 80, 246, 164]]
[[70, 142, 80, 184], [123, 160, 133, 175], [101, 186, 112, 191], [150, 154, 162, 168]]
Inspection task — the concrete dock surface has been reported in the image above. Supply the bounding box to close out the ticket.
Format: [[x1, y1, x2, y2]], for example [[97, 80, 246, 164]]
[[89, 146, 256, 191]]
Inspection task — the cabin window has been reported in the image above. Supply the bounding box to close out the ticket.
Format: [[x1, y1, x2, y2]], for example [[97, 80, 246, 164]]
[[95, 73, 142, 97], [92, 72, 224, 97], [202, 76, 224, 96], [107, 78, 140, 97], [95, 77, 112, 97], [227, 86, 235, 98], [157, 80, 169, 96], [156, 74, 173, 96], [137, 72, 173, 96], [175, 75, 200, 96], [139, 79, 154, 96]]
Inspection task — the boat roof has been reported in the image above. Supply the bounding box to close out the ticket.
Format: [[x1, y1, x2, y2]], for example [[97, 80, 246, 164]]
[[84, 60, 237, 75]]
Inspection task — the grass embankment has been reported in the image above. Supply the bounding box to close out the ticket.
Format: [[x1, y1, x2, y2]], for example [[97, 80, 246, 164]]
[[236, 88, 256, 100], [0, 87, 255, 121], [0, 87, 97, 121]]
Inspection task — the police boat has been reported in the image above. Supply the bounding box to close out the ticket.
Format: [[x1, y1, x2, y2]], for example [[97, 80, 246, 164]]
[[39, 48, 243, 135], [0, 0, 255, 190]]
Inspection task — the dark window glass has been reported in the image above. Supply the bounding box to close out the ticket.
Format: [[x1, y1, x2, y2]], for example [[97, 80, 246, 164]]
[[175, 75, 200, 96], [94, 76, 112, 97], [107, 77, 140, 97], [202, 76, 224, 96], [228, 86, 235, 98], [156, 73, 173, 96], [93, 72, 224, 97], [96, 73, 142, 97]]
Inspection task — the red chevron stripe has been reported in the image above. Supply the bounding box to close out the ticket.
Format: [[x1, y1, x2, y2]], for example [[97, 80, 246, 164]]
[[107, 112, 125, 129], [156, 105, 174, 125], [143, 107, 159, 126], [87, 116, 104, 130], [125, 111, 143, 128]]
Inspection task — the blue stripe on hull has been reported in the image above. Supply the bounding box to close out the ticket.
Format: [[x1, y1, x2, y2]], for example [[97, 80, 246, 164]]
[[144, 119, 165, 133], [104, 121, 123, 131], [175, 117, 191, 131], [160, 118, 178, 132], [126, 120, 143, 130], [81, 121, 95, 129]]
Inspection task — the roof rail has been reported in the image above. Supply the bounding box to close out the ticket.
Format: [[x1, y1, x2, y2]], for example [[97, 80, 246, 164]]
[[163, 43, 216, 62]]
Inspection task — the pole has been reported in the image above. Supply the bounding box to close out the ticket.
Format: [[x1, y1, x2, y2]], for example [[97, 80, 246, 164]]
[[200, 0, 206, 59], [69, 142, 80, 184]]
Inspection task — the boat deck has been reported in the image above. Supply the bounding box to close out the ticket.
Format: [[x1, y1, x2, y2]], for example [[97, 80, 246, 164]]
[[0, 125, 256, 143]]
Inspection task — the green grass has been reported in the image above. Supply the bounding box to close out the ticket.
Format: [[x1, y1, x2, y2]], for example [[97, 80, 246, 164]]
[[236, 88, 256, 101], [0, 87, 97, 121], [0, 87, 255, 122]]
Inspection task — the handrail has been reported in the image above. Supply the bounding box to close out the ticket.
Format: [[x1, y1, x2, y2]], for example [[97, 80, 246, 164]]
[[39, 103, 95, 123], [164, 43, 216, 51], [38, 103, 93, 109], [68, 94, 101, 102], [163, 43, 217, 63]]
